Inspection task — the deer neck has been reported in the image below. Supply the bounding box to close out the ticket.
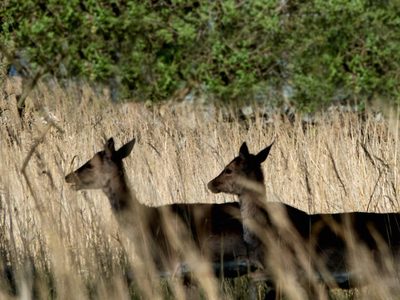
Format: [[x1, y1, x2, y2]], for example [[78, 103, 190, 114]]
[[101, 171, 137, 213], [238, 182, 267, 249], [101, 171, 156, 253]]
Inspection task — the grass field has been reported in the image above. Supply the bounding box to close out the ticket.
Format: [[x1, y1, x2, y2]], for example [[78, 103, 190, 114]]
[[1, 78, 400, 299]]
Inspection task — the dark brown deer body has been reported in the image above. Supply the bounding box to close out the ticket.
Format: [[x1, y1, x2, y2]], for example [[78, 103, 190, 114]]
[[65, 138, 252, 278], [208, 142, 400, 296]]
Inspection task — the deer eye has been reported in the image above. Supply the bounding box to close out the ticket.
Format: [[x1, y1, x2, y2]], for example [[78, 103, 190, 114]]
[[86, 163, 93, 169], [225, 169, 232, 175]]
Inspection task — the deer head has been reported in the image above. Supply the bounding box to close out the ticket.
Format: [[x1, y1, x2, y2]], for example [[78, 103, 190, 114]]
[[65, 137, 135, 191], [207, 142, 274, 195]]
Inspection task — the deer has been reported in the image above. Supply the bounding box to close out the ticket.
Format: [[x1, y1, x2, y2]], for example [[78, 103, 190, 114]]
[[208, 142, 400, 299], [65, 137, 258, 282]]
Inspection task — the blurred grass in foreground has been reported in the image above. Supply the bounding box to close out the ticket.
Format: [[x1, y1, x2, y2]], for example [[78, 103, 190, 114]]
[[1, 78, 399, 299]]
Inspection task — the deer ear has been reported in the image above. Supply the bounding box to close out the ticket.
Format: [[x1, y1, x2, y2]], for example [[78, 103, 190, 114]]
[[116, 137, 136, 160], [105, 138, 115, 159], [239, 142, 250, 160], [256, 141, 274, 164]]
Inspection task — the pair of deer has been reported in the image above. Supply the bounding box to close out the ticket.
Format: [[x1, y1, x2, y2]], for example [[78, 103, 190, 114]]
[[65, 137, 400, 299]]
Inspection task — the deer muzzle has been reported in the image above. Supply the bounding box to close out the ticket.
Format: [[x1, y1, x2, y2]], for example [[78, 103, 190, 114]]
[[207, 180, 221, 193]]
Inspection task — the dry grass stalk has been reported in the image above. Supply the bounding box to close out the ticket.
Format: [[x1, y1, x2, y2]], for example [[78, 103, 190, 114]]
[[1, 78, 400, 299]]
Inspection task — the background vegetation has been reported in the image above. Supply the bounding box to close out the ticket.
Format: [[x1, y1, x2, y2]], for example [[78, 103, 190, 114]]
[[1, 1, 400, 109]]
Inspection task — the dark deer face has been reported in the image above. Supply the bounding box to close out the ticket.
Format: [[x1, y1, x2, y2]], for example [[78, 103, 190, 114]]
[[207, 142, 274, 195], [65, 138, 135, 191]]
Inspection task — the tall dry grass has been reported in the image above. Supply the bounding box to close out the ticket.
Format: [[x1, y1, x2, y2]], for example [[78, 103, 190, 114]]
[[1, 78, 400, 299]]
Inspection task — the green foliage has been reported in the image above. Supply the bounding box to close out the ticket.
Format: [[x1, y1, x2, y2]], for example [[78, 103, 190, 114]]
[[1, 0, 400, 109]]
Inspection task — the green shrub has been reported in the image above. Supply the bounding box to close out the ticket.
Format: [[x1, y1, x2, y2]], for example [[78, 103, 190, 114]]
[[1, 0, 400, 109]]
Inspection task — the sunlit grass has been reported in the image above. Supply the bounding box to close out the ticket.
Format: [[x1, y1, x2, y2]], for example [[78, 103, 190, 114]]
[[1, 78, 399, 299]]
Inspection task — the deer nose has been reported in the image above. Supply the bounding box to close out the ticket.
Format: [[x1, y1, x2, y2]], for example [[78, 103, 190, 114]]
[[65, 173, 73, 183], [207, 180, 220, 193], [207, 181, 213, 189]]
